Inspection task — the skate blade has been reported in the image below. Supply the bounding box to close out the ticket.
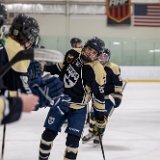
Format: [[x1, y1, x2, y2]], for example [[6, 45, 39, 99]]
[[82, 136, 94, 144], [93, 142, 100, 147]]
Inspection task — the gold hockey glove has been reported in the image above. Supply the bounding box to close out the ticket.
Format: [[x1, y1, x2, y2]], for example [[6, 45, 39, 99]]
[[93, 116, 107, 136]]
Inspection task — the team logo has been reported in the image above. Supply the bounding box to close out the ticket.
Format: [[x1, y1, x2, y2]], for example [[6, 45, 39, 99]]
[[107, 0, 131, 23], [66, 54, 74, 63], [48, 116, 55, 125], [63, 64, 79, 88]]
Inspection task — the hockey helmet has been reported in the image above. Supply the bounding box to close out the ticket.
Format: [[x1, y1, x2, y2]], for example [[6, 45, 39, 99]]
[[70, 37, 82, 48], [99, 48, 111, 65], [83, 37, 105, 56], [9, 13, 40, 46], [104, 48, 111, 59]]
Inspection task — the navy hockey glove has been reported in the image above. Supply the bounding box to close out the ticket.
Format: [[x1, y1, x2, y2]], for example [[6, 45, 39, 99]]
[[28, 61, 42, 80], [30, 76, 64, 107], [93, 116, 107, 136], [52, 94, 71, 115], [114, 93, 122, 108]]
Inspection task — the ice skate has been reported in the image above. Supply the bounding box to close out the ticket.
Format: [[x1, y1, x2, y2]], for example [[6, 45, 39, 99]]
[[82, 132, 94, 144], [93, 136, 100, 147]]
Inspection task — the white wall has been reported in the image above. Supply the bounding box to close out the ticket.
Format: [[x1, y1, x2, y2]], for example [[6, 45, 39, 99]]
[[121, 66, 160, 81], [30, 14, 160, 39]]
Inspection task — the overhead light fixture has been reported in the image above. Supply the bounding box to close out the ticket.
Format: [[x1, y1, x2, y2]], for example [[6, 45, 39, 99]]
[[113, 42, 120, 45], [149, 49, 160, 53]]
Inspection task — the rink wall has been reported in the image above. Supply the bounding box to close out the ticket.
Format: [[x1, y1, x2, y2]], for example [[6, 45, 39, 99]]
[[121, 66, 160, 82]]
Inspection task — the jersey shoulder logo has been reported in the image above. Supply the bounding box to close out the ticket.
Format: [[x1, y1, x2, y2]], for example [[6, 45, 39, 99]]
[[66, 53, 74, 63]]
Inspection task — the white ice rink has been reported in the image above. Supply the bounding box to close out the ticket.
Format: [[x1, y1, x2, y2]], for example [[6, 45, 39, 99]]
[[1, 82, 160, 160]]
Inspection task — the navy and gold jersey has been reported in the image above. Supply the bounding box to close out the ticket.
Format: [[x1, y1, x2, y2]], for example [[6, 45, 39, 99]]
[[0, 37, 31, 95], [45, 48, 106, 115], [103, 62, 123, 98]]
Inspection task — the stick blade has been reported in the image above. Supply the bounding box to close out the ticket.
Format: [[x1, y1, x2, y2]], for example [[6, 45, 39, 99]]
[[34, 48, 64, 62]]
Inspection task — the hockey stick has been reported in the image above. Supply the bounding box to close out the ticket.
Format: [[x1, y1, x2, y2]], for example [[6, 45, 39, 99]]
[[0, 48, 64, 79], [1, 124, 6, 160], [99, 135, 105, 160], [109, 79, 128, 117], [122, 78, 128, 92]]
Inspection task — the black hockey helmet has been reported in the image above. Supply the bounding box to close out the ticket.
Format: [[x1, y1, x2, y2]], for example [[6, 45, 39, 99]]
[[84, 37, 105, 56], [70, 37, 82, 48], [9, 13, 40, 46], [0, 3, 7, 28], [70, 37, 82, 45], [99, 48, 111, 65], [104, 48, 111, 59]]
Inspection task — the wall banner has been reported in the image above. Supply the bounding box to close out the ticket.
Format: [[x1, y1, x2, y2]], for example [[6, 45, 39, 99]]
[[106, 0, 131, 25]]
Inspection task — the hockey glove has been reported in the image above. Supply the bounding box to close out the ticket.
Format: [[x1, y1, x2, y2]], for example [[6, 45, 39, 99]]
[[28, 61, 42, 80], [52, 94, 71, 115], [114, 92, 122, 108], [93, 116, 107, 136], [30, 76, 64, 108]]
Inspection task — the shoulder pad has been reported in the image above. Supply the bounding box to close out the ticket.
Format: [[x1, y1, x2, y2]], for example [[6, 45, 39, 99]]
[[85, 60, 106, 85], [5, 37, 30, 73], [105, 62, 120, 75]]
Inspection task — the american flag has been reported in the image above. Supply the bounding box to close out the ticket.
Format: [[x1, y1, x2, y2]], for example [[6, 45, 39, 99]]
[[133, 3, 160, 27]]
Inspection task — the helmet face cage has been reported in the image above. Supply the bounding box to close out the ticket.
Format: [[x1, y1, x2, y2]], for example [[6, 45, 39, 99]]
[[23, 17, 40, 45], [98, 48, 111, 65], [84, 37, 105, 56], [9, 13, 40, 46], [0, 3, 7, 28], [104, 48, 111, 59]]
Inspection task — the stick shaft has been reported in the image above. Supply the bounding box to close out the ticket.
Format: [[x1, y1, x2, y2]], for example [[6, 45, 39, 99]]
[[99, 135, 105, 160]]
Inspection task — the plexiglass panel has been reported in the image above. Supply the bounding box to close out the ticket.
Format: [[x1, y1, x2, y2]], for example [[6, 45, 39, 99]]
[[40, 36, 160, 66]]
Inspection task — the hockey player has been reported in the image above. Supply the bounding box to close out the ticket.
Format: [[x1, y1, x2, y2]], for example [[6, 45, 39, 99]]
[[0, 4, 63, 125], [0, 13, 39, 93], [70, 37, 82, 48], [0, 12, 65, 109], [39, 37, 107, 160], [82, 48, 123, 145], [0, 3, 40, 125]]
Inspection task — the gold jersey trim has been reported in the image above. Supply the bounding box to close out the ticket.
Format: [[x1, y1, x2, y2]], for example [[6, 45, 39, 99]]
[[84, 60, 106, 85], [105, 62, 120, 75]]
